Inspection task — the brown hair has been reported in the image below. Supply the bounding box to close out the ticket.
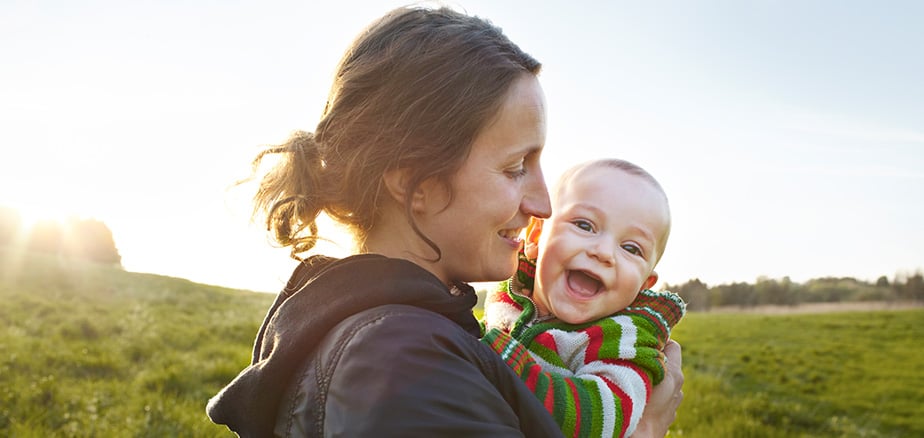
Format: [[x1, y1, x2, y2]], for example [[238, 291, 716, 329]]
[[250, 6, 541, 259]]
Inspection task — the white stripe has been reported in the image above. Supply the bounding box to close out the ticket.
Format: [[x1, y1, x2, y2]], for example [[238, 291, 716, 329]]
[[611, 315, 638, 359], [546, 328, 590, 368], [579, 360, 648, 436], [483, 300, 521, 332], [588, 375, 617, 438]]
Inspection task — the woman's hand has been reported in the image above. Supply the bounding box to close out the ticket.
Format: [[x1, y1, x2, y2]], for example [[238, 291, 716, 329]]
[[634, 339, 683, 437]]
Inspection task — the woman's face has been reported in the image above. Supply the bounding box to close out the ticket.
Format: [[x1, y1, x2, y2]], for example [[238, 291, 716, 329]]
[[418, 74, 551, 284]]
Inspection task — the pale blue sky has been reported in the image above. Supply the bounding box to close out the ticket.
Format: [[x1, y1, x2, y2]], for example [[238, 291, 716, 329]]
[[2, 0, 922, 292]]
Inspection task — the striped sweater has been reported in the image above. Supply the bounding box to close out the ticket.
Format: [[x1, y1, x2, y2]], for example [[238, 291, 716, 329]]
[[482, 280, 685, 438]]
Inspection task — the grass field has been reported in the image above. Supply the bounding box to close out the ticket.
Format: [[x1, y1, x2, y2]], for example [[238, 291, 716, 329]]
[[670, 309, 924, 437], [2, 249, 922, 437], [0, 250, 273, 437]]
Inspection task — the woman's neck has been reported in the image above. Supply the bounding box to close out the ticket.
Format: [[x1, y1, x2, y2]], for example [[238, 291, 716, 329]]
[[365, 230, 449, 286]]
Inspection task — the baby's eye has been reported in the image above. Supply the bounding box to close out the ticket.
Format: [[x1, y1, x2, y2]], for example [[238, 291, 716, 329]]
[[572, 219, 594, 233], [622, 244, 643, 257]]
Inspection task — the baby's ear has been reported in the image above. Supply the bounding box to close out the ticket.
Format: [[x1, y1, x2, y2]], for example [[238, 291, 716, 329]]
[[524, 217, 543, 259]]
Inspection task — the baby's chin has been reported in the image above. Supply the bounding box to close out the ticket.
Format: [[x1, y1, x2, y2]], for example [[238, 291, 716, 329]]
[[551, 308, 600, 325]]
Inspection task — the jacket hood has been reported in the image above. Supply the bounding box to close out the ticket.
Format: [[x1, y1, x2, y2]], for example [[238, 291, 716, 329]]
[[206, 254, 479, 436]]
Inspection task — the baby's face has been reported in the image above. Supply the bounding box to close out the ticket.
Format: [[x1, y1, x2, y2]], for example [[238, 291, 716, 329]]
[[533, 166, 670, 325]]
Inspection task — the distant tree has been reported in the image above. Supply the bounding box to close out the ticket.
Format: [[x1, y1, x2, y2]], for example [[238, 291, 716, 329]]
[[63, 218, 122, 266], [711, 282, 755, 307], [876, 276, 890, 288], [752, 276, 799, 306], [676, 278, 710, 311], [667, 272, 918, 311], [754, 276, 780, 305], [0, 206, 22, 245], [901, 271, 924, 302], [23, 216, 122, 267], [780, 276, 801, 305], [804, 277, 854, 303], [893, 273, 909, 300]]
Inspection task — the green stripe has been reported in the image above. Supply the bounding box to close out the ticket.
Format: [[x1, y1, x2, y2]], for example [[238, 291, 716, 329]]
[[529, 339, 567, 368], [576, 377, 601, 438], [552, 373, 578, 436], [596, 317, 624, 359]]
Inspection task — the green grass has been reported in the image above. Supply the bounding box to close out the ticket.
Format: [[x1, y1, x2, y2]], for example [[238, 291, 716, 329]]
[[670, 309, 924, 437], [2, 248, 922, 436], [0, 249, 274, 437]]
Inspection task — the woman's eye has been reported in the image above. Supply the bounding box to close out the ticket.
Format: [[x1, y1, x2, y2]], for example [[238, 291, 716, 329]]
[[504, 166, 528, 179], [573, 220, 594, 232], [622, 244, 643, 257]]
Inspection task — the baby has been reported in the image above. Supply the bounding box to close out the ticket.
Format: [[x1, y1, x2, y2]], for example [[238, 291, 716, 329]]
[[483, 159, 686, 437]]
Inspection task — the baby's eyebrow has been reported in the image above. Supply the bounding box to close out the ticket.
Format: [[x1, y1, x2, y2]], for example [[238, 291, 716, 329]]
[[626, 224, 655, 245], [567, 202, 606, 217]]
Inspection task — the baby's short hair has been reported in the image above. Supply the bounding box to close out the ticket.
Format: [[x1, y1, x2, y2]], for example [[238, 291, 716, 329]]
[[556, 159, 665, 200]]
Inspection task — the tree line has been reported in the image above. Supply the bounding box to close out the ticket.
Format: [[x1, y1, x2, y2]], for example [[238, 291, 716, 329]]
[[666, 272, 924, 312], [0, 206, 122, 266]]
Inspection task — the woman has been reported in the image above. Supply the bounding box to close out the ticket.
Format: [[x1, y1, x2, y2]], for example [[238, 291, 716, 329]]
[[207, 5, 683, 437]]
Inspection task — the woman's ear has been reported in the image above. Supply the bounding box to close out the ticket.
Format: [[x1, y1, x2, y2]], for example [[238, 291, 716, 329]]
[[383, 167, 409, 204], [524, 217, 543, 259], [383, 168, 431, 213], [641, 271, 659, 291]]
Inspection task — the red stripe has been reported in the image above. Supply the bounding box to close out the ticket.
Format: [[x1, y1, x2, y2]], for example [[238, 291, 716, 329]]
[[525, 362, 541, 391], [531, 368, 556, 413], [544, 384, 555, 413], [534, 332, 559, 354], [499, 289, 518, 306], [584, 325, 604, 363]]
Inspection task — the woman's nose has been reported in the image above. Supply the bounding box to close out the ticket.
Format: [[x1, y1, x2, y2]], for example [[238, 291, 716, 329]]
[[522, 168, 550, 219]]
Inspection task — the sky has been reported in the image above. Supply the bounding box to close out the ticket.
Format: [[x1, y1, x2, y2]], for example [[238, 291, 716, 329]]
[[2, 0, 922, 293]]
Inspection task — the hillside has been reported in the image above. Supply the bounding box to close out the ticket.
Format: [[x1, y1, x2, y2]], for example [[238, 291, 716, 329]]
[[0, 249, 274, 437], [2, 248, 922, 436]]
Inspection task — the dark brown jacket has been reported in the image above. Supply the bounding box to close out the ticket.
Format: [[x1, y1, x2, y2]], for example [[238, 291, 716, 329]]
[[207, 254, 562, 437]]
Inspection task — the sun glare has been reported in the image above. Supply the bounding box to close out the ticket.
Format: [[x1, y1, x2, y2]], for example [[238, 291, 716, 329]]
[[13, 204, 69, 230], [0, 201, 92, 249]]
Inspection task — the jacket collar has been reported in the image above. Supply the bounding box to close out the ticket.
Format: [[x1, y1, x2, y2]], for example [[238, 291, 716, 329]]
[[207, 254, 479, 436]]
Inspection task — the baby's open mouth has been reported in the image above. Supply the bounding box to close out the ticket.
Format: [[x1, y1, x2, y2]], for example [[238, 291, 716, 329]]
[[567, 270, 602, 297]]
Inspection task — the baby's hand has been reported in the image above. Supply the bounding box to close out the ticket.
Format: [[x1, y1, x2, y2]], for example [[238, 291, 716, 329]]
[[524, 240, 539, 259]]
